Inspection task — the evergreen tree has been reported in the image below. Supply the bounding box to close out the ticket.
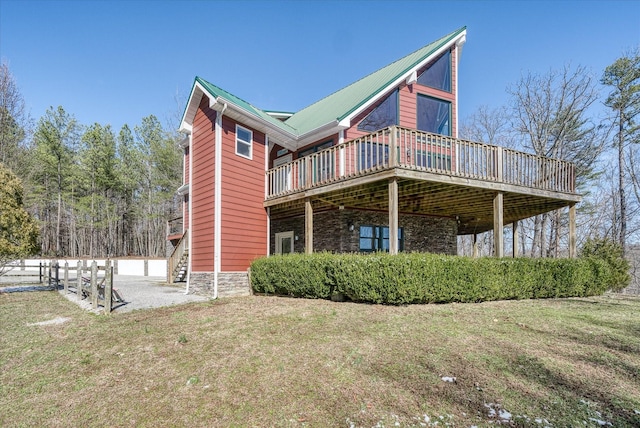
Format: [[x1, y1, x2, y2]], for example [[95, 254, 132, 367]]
[[601, 49, 640, 255], [0, 163, 39, 275]]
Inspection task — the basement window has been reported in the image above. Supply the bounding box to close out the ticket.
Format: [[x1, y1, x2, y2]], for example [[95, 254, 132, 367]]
[[359, 225, 404, 252], [235, 125, 253, 159]]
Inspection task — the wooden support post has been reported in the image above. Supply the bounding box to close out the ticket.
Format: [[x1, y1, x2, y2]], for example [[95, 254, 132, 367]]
[[473, 234, 479, 258], [493, 192, 504, 258], [91, 261, 98, 309], [63, 261, 69, 293], [569, 204, 577, 258], [389, 177, 399, 255], [105, 260, 112, 313], [389, 125, 398, 167], [76, 261, 82, 300], [512, 221, 519, 258], [144, 259, 148, 277], [305, 198, 313, 254], [54, 261, 59, 288]]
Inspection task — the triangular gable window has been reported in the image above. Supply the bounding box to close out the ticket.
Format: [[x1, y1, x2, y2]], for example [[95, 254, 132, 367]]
[[357, 90, 398, 132], [417, 50, 451, 92]]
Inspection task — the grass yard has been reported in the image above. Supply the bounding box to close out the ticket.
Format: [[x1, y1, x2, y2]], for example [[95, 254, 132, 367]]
[[1, 290, 639, 427]]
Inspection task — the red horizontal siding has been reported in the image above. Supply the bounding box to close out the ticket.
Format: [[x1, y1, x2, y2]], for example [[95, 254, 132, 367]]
[[191, 96, 216, 272], [219, 116, 268, 271]]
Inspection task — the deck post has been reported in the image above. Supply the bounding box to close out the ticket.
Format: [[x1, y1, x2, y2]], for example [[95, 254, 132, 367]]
[[512, 221, 519, 258], [389, 177, 399, 255], [389, 126, 398, 167], [569, 204, 577, 258], [493, 192, 504, 257], [305, 198, 313, 254]]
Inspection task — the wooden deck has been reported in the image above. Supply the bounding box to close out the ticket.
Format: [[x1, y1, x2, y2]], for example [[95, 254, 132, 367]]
[[265, 126, 581, 235]]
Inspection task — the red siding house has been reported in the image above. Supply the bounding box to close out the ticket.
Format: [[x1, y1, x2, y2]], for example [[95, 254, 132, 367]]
[[169, 27, 581, 297]]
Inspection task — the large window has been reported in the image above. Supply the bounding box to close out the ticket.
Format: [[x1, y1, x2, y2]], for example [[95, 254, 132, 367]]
[[359, 225, 404, 252], [358, 90, 398, 132], [235, 125, 253, 159], [417, 95, 451, 136], [417, 50, 451, 92]]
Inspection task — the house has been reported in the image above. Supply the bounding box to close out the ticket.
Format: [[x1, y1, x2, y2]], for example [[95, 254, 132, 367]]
[[170, 27, 581, 297]]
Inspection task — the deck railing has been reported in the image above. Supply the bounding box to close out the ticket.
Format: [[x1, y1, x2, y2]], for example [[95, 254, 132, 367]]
[[266, 126, 576, 199], [167, 216, 183, 237]]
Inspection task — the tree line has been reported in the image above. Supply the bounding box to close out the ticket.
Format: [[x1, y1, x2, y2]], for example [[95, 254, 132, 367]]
[[1, 63, 182, 258]]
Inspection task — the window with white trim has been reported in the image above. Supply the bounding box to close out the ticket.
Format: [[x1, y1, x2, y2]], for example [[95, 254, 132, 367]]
[[235, 125, 253, 159]]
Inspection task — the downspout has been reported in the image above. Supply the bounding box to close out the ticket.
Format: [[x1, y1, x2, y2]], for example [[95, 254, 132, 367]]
[[265, 136, 270, 257], [185, 132, 193, 294], [213, 101, 227, 299]]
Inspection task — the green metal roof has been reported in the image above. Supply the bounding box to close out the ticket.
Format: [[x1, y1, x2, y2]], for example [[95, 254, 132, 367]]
[[192, 27, 465, 139], [283, 27, 466, 135], [195, 77, 297, 134]]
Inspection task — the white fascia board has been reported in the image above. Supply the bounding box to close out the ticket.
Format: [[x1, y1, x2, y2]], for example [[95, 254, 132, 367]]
[[179, 81, 212, 132], [339, 31, 467, 130]]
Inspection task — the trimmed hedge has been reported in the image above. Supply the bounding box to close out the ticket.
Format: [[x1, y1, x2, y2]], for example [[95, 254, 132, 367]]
[[250, 252, 620, 305]]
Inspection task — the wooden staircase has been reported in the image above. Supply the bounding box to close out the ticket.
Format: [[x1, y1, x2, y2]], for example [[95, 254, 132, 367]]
[[172, 249, 189, 282], [168, 232, 189, 284]]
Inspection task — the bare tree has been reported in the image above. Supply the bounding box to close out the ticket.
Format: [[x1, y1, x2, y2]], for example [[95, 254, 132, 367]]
[[0, 61, 31, 173], [508, 65, 605, 257]]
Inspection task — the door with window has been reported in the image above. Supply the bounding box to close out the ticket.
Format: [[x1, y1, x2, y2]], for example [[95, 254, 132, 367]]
[[275, 231, 295, 255]]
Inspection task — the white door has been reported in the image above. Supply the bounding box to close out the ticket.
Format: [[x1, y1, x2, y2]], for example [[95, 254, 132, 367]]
[[275, 231, 295, 255]]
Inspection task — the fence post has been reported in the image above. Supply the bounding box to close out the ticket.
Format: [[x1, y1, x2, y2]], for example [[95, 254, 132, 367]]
[[144, 259, 148, 277], [105, 260, 112, 313], [76, 261, 83, 301], [54, 261, 59, 288], [91, 261, 98, 309], [64, 261, 69, 293], [39, 262, 43, 284]]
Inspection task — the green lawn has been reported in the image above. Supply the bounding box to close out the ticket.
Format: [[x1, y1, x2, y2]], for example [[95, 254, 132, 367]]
[[1, 290, 639, 427]]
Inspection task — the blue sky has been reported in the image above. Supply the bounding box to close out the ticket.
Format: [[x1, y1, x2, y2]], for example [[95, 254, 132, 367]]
[[1, 0, 639, 134]]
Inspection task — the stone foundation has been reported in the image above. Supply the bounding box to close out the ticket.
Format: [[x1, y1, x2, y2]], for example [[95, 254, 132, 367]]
[[188, 271, 251, 298], [271, 208, 457, 255]]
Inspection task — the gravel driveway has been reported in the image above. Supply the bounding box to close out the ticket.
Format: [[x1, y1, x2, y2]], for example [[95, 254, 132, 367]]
[[56, 274, 209, 313]]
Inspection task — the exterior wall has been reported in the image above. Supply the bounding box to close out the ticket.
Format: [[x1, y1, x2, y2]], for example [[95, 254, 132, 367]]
[[191, 97, 216, 272], [271, 208, 457, 255], [220, 116, 268, 271]]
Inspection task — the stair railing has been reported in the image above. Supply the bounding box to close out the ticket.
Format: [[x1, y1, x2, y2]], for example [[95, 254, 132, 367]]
[[168, 231, 188, 284]]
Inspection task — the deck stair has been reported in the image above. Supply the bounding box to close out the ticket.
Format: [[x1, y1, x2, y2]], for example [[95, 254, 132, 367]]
[[173, 250, 189, 282], [168, 231, 189, 284]]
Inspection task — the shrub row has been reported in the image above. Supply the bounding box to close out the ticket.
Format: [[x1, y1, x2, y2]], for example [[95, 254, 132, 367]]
[[250, 252, 625, 305]]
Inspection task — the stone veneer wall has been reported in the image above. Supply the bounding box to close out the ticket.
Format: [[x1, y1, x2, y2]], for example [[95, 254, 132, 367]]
[[271, 208, 457, 255], [188, 271, 251, 297]]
